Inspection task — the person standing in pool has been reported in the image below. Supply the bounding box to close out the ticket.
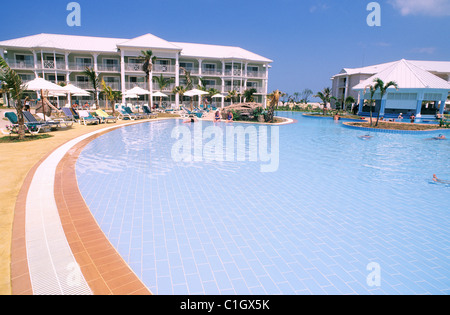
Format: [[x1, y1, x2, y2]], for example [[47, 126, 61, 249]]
[[214, 110, 221, 122]]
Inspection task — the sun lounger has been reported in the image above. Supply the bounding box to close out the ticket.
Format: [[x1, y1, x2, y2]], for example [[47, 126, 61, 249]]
[[4, 112, 46, 134], [95, 109, 118, 123], [78, 110, 100, 125], [23, 111, 60, 130], [142, 105, 158, 119], [124, 106, 147, 119], [35, 113, 74, 128], [61, 108, 79, 122]]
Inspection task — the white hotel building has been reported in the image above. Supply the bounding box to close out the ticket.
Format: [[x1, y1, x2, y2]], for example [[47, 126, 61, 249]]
[[0, 33, 272, 107], [331, 59, 450, 118]]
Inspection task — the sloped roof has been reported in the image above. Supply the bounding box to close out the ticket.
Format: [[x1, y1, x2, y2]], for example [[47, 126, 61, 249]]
[[118, 33, 181, 51], [172, 42, 273, 63], [333, 59, 450, 78], [0, 33, 272, 63], [353, 59, 450, 90], [0, 33, 125, 53]]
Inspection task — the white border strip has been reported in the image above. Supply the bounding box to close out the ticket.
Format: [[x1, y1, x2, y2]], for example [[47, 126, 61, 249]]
[[25, 121, 142, 295]]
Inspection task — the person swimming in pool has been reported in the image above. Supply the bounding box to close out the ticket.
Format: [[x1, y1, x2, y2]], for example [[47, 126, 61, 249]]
[[359, 134, 373, 140], [433, 174, 450, 184], [435, 134, 446, 140], [183, 115, 198, 123]]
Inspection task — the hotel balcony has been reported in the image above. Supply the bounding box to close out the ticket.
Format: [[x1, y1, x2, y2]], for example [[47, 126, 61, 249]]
[[9, 61, 35, 70], [125, 63, 176, 74]]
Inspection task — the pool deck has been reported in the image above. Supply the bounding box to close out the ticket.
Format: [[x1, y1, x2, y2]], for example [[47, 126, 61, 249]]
[[2, 118, 165, 295]]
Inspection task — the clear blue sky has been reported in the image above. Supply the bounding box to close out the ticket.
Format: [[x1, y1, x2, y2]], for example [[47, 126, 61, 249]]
[[1, 0, 449, 97]]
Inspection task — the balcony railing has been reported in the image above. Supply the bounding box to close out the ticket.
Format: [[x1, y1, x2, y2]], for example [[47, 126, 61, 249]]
[[69, 63, 94, 71], [153, 64, 175, 73], [98, 64, 121, 72], [10, 61, 35, 69], [246, 71, 266, 79], [202, 68, 223, 76], [43, 60, 66, 70]]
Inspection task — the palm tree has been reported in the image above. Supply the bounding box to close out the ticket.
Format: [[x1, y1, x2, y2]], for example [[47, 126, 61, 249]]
[[267, 89, 283, 123], [101, 79, 115, 112], [153, 74, 174, 108], [83, 67, 99, 108], [314, 87, 336, 115], [345, 96, 356, 113], [226, 90, 238, 105], [172, 85, 186, 108], [0, 56, 26, 140], [373, 78, 398, 126], [180, 67, 193, 90], [1, 82, 11, 108], [302, 89, 313, 104], [140, 50, 157, 108], [363, 84, 377, 126], [243, 88, 257, 102]]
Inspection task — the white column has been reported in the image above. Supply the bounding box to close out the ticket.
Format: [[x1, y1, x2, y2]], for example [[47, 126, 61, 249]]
[[53, 51, 58, 83], [120, 50, 126, 104], [344, 75, 350, 99], [221, 78, 225, 108], [40, 50, 44, 78], [93, 53, 98, 72], [198, 58, 203, 76], [32, 50, 38, 78], [175, 53, 180, 107]]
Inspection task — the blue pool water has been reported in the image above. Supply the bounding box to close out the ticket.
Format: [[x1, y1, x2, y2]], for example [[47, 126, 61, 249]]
[[76, 112, 450, 295]]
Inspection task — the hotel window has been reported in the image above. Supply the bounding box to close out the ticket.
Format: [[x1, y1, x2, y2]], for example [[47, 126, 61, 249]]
[[203, 64, 216, 74], [203, 79, 216, 87], [103, 59, 119, 70], [75, 57, 92, 68], [15, 54, 33, 67], [155, 59, 171, 72], [180, 62, 194, 71]]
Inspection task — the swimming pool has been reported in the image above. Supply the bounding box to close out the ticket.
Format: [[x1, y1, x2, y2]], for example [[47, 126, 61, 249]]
[[76, 112, 450, 295]]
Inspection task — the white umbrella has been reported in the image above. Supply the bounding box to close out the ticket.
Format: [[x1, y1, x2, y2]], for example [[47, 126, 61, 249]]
[[127, 86, 151, 95], [185, 89, 209, 110], [124, 93, 138, 99], [184, 89, 209, 97], [24, 78, 69, 121], [212, 94, 225, 98], [152, 91, 168, 97]]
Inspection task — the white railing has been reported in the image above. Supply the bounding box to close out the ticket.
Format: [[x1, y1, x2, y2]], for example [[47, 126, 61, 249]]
[[153, 64, 175, 73], [125, 63, 142, 72], [69, 62, 93, 71], [246, 71, 266, 79], [98, 64, 121, 72], [201, 68, 223, 76], [10, 61, 35, 69]]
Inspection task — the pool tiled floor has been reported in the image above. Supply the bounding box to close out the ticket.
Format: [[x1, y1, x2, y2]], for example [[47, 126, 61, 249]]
[[76, 116, 450, 295]]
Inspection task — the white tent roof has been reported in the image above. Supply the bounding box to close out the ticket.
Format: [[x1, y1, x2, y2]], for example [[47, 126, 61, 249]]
[[152, 91, 168, 97], [353, 59, 450, 90]]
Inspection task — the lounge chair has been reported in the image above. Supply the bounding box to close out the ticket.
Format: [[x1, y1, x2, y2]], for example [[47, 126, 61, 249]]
[[61, 108, 79, 122], [118, 110, 134, 120], [124, 106, 147, 119], [95, 109, 118, 123], [23, 111, 60, 130], [182, 107, 206, 119], [142, 105, 158, 119], [4, 112, 46, 134], [78, 110, 100, 125], [35, 113, 74, 128]]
